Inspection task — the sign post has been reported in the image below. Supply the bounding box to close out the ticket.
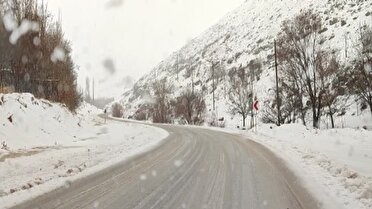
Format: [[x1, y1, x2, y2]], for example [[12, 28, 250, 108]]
[[253, 101, 259, 132], [104, 109, 107, 124], [253, 101, 259, 111]]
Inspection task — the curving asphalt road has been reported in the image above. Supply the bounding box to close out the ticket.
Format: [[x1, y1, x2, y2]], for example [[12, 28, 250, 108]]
[[12, 121, 320, 209]]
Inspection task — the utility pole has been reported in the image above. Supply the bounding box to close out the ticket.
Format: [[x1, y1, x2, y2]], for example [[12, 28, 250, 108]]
[[58, 8, 62, 25], [191, 66, 194, 95], [250, 64, 255, 129], [212, 61, 215, 111], [0, 69, 3, 91], [92, 77, 95, 101], [176, 55, 179, 81], [274, 40, 281, 126], [345, 34, 348, 58]]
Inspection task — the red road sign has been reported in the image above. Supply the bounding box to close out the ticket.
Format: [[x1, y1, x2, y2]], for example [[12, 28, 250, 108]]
[[253, 101, 259, 111]]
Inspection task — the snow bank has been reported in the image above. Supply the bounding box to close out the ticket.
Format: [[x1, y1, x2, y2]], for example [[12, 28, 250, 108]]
[[76, 101, 102, 116], [0, 93, 88, 150], [0, 93, 168, 208], [245, 124, 372, 209]]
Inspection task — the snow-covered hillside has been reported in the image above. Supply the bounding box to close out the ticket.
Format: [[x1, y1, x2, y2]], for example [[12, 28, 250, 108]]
[[115, 0, 372, 127], [0, 93, 168, 207]]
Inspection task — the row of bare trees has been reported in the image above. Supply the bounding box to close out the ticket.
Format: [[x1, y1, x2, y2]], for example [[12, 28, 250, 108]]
[[264, 10, 372, 128], [0, 0, 80, 110], [133, 78, 206, 125]]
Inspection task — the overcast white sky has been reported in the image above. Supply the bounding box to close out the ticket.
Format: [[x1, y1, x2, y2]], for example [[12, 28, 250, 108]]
[[46, 0, 243, 98]]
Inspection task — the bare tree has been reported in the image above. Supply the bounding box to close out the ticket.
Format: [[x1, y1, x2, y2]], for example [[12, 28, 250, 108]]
[[247, 59, 262, 128], [349, 26, 372, 115], [133, 104, 151, 121], [228, 65, 252, 128], [262, 89, 301, 125], [319, 55, 350, 128], [262, 100, 281, 124], [281, 79, 308, 125], [152, 78, 173, 123], [111, 103, 124, 118], [174, 89, 206, 125], [277, 10, 326, 128], [209, 60, 217, 111]]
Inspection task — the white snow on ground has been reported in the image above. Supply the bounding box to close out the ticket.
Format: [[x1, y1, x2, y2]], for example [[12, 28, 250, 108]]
[[201, 122, 372, 209], [0, 93, 168, 208], [0, 93, 90, 150], [241, 124, 372, 209], [200, 98, 372, 208], [76, 101, 102, 116]]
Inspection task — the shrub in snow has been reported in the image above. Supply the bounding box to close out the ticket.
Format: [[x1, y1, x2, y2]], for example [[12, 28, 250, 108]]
[[151, 79, 173, 124], [133, 104, 151, 121], [111, 103, 124, 118], [174, 90, 206, 125]]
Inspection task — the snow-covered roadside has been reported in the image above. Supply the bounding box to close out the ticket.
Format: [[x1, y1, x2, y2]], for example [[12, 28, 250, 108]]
[[240, 124, 372, 209], [0, 93, 168, 208], [198, 123, 372, 208], [85, 115, 372, 209]]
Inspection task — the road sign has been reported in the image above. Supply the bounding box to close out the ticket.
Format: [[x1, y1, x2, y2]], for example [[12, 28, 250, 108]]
[[253, 101, 259, 111]]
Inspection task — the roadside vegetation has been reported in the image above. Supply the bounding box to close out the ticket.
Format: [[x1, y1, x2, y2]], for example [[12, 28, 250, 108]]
[[264, 9, 372, 128], [0, 0, 80, 111]]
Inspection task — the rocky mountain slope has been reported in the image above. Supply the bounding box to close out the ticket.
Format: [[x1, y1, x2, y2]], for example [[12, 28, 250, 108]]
[[115, 0, 372, 127]]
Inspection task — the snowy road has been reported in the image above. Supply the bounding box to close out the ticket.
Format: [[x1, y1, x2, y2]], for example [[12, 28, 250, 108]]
[[12, 122, 320, 209]]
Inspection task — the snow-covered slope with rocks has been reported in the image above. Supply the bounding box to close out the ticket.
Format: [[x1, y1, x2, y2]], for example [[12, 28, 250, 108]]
[[115, 0, 372, 127]]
